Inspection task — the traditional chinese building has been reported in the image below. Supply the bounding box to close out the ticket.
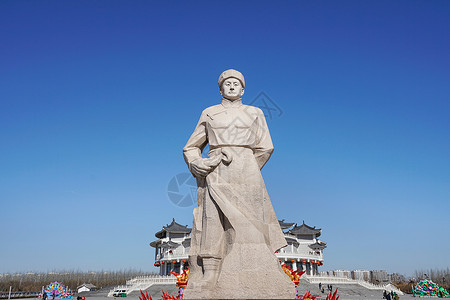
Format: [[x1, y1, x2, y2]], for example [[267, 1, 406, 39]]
[[150, 218, 326, 276]]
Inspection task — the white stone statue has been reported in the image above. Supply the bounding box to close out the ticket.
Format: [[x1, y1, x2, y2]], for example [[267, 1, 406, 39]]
[[183, 69, 294, 299]]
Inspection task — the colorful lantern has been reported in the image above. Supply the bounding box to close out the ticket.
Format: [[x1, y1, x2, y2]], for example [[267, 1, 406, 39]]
[[412, 280, 449, 297], [42, 282, 73, 299]]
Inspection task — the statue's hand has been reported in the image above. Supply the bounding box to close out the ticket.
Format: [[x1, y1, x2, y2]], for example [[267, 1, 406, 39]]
[[189, 156, 222, 178]]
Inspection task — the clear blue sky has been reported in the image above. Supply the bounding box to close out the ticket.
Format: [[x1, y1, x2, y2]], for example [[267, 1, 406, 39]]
[[1, 0, 449, 276]]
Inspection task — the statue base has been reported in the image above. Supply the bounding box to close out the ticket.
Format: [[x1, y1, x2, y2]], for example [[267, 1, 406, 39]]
[[183, 243, 295, 299]]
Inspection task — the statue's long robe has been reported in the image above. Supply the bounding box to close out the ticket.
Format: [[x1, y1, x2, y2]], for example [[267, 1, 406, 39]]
[[183, 98, 294, 299]]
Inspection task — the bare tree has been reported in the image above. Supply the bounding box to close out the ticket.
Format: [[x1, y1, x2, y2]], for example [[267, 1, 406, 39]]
[[0, 270, 158, 293]]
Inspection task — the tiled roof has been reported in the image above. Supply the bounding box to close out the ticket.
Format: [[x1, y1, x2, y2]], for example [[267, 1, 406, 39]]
[[160, 240, 180, 248], [285, 236, 299, 245], [308, 241, 327, 250], [149, 240, 161, 248], [155, 219, 191, 238], [288, 221, 321, 237], [278, 219, 295, 230]]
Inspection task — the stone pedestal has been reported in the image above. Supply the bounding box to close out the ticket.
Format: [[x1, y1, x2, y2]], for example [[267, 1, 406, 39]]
[[183, 242, 295, 299]]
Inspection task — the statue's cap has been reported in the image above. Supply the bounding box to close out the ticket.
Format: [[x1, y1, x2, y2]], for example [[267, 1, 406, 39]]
[[218, 69, 245, 88]]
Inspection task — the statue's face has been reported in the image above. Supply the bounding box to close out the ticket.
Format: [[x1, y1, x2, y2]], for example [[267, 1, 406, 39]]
[[220, 78, 244, 100]]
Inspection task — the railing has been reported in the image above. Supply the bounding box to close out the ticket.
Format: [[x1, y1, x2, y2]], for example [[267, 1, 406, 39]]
[[127, 274, 166, 284], [358, 281, 404, 295], [0, 292, 40, 299], [303, 275, 404, 295], [109, 273, 404, 297], [276, 255, 323, 261], [305, 275, 352, 284], [156, 253, 189, 261], [108, 276, 176, 297]]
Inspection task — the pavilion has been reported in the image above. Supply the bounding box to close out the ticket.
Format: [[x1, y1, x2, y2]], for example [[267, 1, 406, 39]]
[[150, 218, 326, 276]]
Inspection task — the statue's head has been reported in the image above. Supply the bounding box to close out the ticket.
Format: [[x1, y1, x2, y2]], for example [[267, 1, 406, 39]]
[[218, 69, 245, 101]]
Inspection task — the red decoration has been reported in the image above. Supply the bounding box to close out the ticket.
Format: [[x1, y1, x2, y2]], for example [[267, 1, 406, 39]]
[[300, 290, 320, 300], [170, 268, 189, 289], [161, 290, 181, 300], [302, 260, 306, 263], [139, 290, 153, 300], [281, 264, 306, 287], [291, 259, 295, 263], [172, 260, 177, 264], [325, 288, 339, 300]]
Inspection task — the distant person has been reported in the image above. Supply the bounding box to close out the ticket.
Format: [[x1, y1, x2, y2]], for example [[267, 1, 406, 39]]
[[43, 292, 47, 300], [386, 292, 391, 300], [383, 290, 387, 299], [319, 282, 322, 290], [394, 292, 399, 300], [52, 291, 56, 300]]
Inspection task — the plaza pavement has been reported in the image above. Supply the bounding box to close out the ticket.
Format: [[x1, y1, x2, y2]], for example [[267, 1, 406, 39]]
[[70, 283, 415, 300]]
